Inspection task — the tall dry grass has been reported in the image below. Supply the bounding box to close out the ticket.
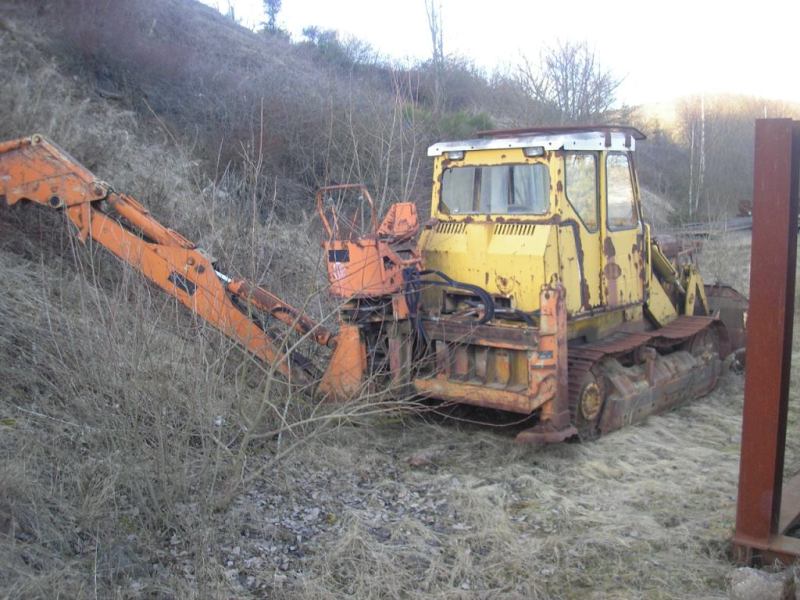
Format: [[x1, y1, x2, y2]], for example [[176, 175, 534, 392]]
[[2, 228, 244, 595], [0, 20, 438, 595], [0, 21, 345, 597], [0, 217, 425, 596]]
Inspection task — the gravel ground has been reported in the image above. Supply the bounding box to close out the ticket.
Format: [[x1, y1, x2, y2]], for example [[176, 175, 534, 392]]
[[143, 367, 777, 600]]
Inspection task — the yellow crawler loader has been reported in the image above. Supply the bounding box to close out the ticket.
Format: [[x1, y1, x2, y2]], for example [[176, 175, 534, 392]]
[[0, 126, 747, 443]]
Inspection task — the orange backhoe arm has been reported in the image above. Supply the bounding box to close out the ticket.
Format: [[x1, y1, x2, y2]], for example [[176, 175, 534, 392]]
[[0, 135, 335, 384]]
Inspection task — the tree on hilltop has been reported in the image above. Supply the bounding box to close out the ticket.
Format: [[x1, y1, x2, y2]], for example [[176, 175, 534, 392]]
[[518, 41, 621, 124], [263, 0, 281, 33]]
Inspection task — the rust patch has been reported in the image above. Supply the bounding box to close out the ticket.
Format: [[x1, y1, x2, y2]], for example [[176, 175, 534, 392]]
[[453, 345, 470, 379], [603, 237, 619, 304], [414, 377, 537, 414], [494, 350, 511, 385], [604, 262, 619, 306], [496, 274, 513, 295], [603, 263, 622, 280], [632, 240, 645, 288], [603, 236, 616, 258], [560, 220, 588, 308], [557, 181, 564, 192], [580, 279, 591, 311], [607, 271, 618, 305]]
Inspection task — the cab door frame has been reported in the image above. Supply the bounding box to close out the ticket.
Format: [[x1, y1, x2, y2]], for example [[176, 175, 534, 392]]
[[599, 150, 645, 309], [560, 150, 603, 314]]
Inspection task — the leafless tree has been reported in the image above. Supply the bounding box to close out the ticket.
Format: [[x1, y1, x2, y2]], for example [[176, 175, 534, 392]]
[[425, 0, 445, 112], [263, 0, 282, 32], [518, 41, 621, 124]]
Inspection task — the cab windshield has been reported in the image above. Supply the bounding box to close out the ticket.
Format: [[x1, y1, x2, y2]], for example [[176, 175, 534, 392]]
[[439, 163, 550, 215]]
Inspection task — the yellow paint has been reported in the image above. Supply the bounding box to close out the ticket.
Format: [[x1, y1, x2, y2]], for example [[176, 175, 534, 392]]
[[684, 268, 710, 315], [645, 277, 679, 326], [419, 145, 652, 341]]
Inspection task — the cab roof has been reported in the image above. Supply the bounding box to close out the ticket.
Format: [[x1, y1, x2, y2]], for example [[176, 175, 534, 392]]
[[427, 125, 646, 157]]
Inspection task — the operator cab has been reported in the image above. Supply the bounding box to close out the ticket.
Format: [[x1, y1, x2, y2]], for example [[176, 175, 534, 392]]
[[420, 126, 648, 322], [429, 126, 645, 222]]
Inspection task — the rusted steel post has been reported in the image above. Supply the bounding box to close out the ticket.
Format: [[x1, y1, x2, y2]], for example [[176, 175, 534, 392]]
[[733, 119, 800, 563]]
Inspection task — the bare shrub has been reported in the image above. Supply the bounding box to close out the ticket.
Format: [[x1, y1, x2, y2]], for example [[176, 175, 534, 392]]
[[0, 18, 442, 595], [518, 41, 621, 125], [0, 231, 240, 594]]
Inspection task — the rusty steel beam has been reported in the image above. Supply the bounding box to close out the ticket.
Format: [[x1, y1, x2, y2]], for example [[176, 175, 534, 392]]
[[733, 118, 800, 564]]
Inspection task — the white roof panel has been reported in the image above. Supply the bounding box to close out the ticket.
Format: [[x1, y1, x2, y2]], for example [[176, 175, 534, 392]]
[[427, 130, 638, 157]]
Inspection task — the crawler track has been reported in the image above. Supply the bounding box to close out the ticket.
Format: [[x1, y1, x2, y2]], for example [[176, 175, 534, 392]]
[[567, 316, 725, 439]]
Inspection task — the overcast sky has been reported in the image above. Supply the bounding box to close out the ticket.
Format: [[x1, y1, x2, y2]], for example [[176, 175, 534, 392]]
[[201, 0, 800, 106]]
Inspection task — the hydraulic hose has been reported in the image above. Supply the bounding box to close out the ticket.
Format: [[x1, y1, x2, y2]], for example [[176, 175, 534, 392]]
[[417, 269, 496, 325]]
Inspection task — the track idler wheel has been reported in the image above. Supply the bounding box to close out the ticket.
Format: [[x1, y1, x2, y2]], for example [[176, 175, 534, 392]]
[[687, 325, 723, 396], [688, 325, 721, 360], [569, 370, 606, 441]]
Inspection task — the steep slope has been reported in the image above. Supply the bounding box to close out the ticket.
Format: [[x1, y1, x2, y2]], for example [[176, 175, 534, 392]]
[[0, 13, 330, 596]]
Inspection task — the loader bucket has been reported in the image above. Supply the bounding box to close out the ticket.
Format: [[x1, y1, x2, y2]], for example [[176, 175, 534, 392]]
[[705, 284, 748, 355]]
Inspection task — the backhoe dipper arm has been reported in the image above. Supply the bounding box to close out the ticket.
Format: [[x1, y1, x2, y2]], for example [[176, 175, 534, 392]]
[[0, 135, 335, 383]]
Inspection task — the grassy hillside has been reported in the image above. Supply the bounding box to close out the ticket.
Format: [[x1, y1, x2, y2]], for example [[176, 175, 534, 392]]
[[7, 0, 796, 223], [1, 1, 799, 598], [0, 9, 336, 596]]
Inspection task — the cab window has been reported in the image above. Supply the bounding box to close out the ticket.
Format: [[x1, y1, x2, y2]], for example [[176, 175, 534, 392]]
[[565, 152, 598, 231], [439, 163, 550, 215], [606, 153, 638, 229]]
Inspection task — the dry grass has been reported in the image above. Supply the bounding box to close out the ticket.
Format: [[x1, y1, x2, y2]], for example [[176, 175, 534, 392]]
[[1, 21, 327, 597], [0, 228, 239, 595], [4, 9, 800, 600], [280, 375, 744, 599], [0, 20, 433, 598]]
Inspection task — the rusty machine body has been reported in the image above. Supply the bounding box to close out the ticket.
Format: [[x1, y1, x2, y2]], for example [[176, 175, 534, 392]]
[[0, 127, 746, 442]]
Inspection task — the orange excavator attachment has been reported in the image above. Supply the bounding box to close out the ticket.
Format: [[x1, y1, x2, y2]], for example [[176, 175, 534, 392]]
[[317, 324, 367, 401], [311, 184, 424, 401], [0, 135, 334, 384], [315, 184, 421, 298]]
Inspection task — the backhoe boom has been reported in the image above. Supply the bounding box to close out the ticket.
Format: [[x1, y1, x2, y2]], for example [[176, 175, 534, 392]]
[[0, 135, 333, 384]]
